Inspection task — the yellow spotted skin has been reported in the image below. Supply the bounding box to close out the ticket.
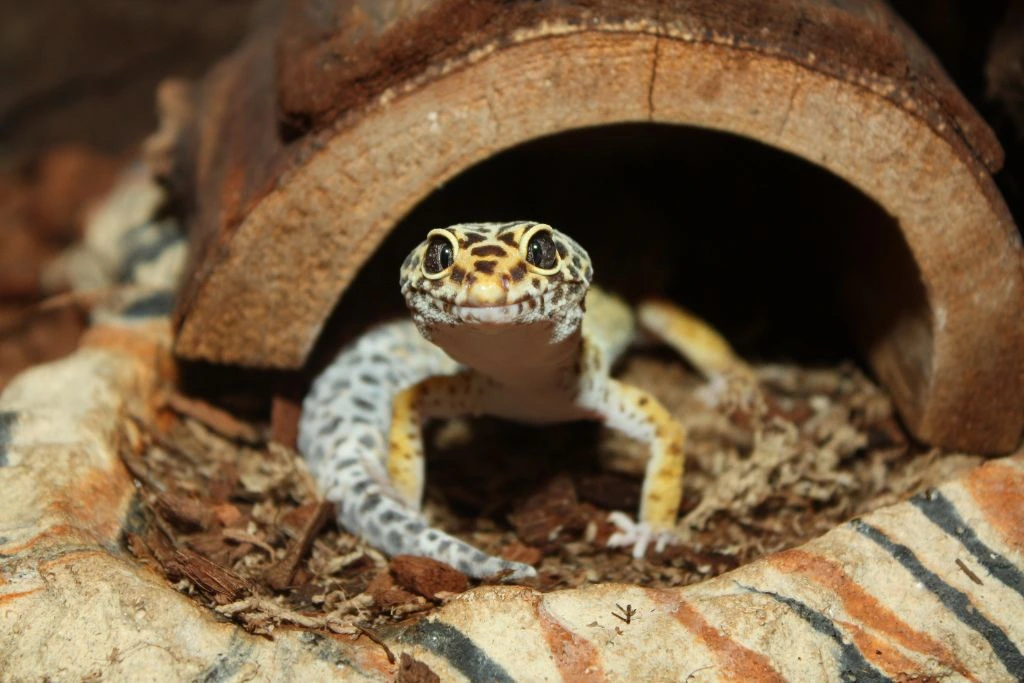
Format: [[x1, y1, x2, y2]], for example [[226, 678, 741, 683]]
[[299, 221, 750, 580]]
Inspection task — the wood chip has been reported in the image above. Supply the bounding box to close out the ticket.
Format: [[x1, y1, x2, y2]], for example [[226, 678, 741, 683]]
[[390, 555, 468, 600], [366, 571, 419, 609], [154, 491, 214, 531], [170, 548, 253, 602], [396, 653, 441, 683], [507, 475, 590, 548], [212, 502, 243, 527], [264, 502, 333, 590], [164, 391, 262, 444], [499, 542, 543, 567]]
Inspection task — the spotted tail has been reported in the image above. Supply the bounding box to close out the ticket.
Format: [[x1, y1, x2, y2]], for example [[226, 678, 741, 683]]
[[298, 320, 536, 579]]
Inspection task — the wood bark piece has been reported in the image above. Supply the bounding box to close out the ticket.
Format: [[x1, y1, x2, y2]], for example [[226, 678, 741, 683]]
[[167, 0, 1024, 452]]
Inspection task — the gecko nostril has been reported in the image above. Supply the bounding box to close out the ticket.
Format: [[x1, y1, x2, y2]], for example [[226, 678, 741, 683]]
[[500, 274, 511, 291]]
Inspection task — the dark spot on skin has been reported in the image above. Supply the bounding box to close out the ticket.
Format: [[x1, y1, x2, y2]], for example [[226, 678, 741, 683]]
[[465, 272, 477, 285], [352, 397, 375, 412], [331, 378, 350, 392], [318, 417, 342, 436], [405, 521, 425, 534], [450, 266, 466, 283], [531, 277, 541, 288], [387, 530, 404, 550], [438, 540, 452, 553], [584, 266, 593, 280], [353, 480, 372, 494], [497, 233, 518, 247], [554, 241, 567, 258], [380, 510, 400, 523], [352, 395, 376, 411], [509, 264, 526, 282], [460, 233, 487, 247], [426, 531, 439, 541], [470, 244, 506, 257], [350, 415, 371, 425], [359, 493, 381, 512], [474, 260, 497, 274], [359, 373, 379, 385], [457, 559, 473, 573], [369, 354, 388, 364], [572, 255, 582, 269], [638, 397, 649, 406]]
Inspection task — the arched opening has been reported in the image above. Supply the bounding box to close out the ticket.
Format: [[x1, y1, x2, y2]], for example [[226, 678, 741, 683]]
[[312, 123, 922, 372]]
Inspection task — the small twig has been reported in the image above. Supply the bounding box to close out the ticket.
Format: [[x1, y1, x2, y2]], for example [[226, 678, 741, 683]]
[[685, 664, 714, 682], [163, 391, 263, 444], [955, 558, 983, 585], [612, 603, 636, 624], [356, 624, 396, 664], [221, 528, 276, 557]]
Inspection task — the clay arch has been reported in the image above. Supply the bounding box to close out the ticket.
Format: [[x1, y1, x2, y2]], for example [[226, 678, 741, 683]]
[[170, 15, 1023, 451]]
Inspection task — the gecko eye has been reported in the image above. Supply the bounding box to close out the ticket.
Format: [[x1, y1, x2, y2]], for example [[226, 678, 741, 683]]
[[522, 225, 559, 273], [423, 230, 458, 278]]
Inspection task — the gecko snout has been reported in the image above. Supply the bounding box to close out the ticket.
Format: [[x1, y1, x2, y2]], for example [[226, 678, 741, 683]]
[[464, 274, 508, 306]]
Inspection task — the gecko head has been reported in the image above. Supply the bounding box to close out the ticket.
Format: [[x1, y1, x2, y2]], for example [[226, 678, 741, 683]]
[[399, 221, 593, 343]]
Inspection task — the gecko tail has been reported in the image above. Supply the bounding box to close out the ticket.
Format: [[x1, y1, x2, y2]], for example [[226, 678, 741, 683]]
[[326, 470, 536, 580]]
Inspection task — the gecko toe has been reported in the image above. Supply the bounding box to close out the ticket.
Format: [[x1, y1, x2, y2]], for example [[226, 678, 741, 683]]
[[606, 512, 679, 559]]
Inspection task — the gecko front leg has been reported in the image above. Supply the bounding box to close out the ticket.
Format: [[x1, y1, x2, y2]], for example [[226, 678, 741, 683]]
[[380, 370, 536, 578], [582, 376, 688, 558], [387, 372, 480, 508]]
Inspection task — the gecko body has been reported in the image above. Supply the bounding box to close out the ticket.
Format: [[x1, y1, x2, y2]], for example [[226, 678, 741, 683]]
[[299, 222, 746, 579]]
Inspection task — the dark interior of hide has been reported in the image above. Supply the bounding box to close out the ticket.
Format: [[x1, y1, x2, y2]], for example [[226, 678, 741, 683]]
[[309, 123, 920, 377]]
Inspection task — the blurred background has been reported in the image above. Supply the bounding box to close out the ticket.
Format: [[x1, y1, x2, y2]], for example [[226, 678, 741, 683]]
[[2, 0, 1023, 388]]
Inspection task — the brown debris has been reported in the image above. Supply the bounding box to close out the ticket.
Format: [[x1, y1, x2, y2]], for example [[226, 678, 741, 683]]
[[507, 476, 595, 549], [169, 548, 253, 603], [390, 556, 469, 600], [164, 391, 263, 444], [500, 542, 543, 568], [264, 502, 333, 590], [366, 571, 419, 609], [122, 354, 980, 631], [396, 653, 441, 683], [154, 491, 215, 531]]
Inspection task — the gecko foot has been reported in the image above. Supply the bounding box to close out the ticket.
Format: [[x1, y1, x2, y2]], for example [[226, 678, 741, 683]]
[[606, 511, 678, 559]]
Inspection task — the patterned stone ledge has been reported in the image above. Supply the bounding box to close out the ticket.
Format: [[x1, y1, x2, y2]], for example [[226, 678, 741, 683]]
[[1, 317, 1021, 680]]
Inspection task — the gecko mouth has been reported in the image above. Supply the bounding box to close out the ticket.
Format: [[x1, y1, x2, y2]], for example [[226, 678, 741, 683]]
[[407, 287, 554, 324], [448, 300, 535, 323]]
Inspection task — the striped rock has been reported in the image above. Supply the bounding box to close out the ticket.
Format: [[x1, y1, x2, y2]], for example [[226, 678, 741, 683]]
[[1, 316, 1021, 680]]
